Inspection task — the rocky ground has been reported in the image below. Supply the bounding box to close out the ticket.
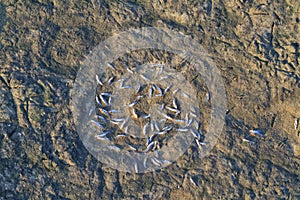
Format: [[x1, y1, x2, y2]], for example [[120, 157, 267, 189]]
[[0, 0, 299, 199]]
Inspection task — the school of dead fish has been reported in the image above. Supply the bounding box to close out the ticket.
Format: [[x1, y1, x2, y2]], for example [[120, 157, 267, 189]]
[[89, 63, 209, 171], [89, 62, 291, 172]]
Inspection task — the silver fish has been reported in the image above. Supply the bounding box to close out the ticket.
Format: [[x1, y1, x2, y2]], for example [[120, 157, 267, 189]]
[[95, 96, 102, 107], [140, 74, 150, 82], [120, 117, 129, 129], [165, 106, 180, 113], [134, 162, 138, 173], [107, 62, 115, 70], [151, 157, 161, 166], [107, 76, 115, 85], [143, 122, 150, 135], [242, 138, 255, 144], [128, 101, 138, 107], [96, 115, 108, 122], [143, 157, 148, 168], [160, 103, 165, 111], [295, 118, 299, 130], [115, 134, 126, 139], [164, 85, 172, 94], [91, 120, 105, 129], [173, 98, 179, 109], [144, 141, 158, 153], [99, 95, 108, 106], [96, 74, 103, 86], [127, 144, 137, 151], [143, 114, 151, 119], [126, 67, 134, 74], [206, 92, 210, 103], [108, 145, 121, 152], [249, 130, 264, 137], [98, 131, 110, 138], [149, 85, 153, 98], [101, 92, 111, 96], [176, 128, 189, 132], [136, 83, 141, 93], [132, 108, 138, 118]]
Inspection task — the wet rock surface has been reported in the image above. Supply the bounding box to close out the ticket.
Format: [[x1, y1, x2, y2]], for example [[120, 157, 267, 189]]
[[0, 0, 299, 199]]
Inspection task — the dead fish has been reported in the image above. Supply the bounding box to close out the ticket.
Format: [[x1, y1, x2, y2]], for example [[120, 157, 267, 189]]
[[295, 118, 299, 130], [176, 128, 189, 132], [101, 92, 112, 96], [162, 125, 173, 132], [108, 145, 121, 152], [249, 129, 264, 137], [128, 101, 138, 107], [164, 85, 172, 94], [181, 91, 190, 98], [190, 129, 198, 138], [156, 131, 166, 135], [206, 92, 210, 103], [155, 85, 163, 96], [121, 85, 134, 89], [107, 76, 115, 85], [132, 108, 138, 118], [115, 134, 126, 139], [149, 133, 158, 143], [160, 103, 165, 111], [96, 114, 108, 122], [172, 88, 180, 95], [195, 139, 206, 147], [95, 96, 102, 107], [96, 74, 103, 86], [107, 62, 115, 70], [136, 95, 144, 100], [97, 131, 110, 138], [108, 96, 112, 105], [127, 144, 137, 151], [88, 107, 95, 116], [165, 106, 180, 113], [108, 109, 119, 113], [143, 157, 148, 168], [99, 107, 110, 117], [242, 138, 255, 144], [143, 122, 150, 135], [96, 136, 110, 141], [134, 162, 138, 173], [140, 74, 150, 82], [190, 112, 197, 118], [99, 94, 108, 106], [151, 157, 161, 166], [126, 67, 134, 74], [158, 65, 164, 74], [109, 120, 120, 125], [163, 160, 172, 165], [173, 98, 179, 109], [120, 117, 129, 129], [154, 121, 160, 131], [111, 118, 125, 122], [144, 141, 157, 153], [136, 83, 141, 93], [149, 85, 153, 98], [90, 120, 105, 129], [173, 119, 185, 124], [143, 114, 151, 119], [162, 113, 173, 120], [159, 75, 172, 80]]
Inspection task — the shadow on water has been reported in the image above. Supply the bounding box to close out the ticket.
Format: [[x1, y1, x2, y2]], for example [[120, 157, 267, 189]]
[[0, 2, 7, 34]]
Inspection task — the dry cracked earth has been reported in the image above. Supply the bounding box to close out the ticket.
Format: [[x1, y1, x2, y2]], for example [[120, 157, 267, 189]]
[[0, 0, 300, 199]]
